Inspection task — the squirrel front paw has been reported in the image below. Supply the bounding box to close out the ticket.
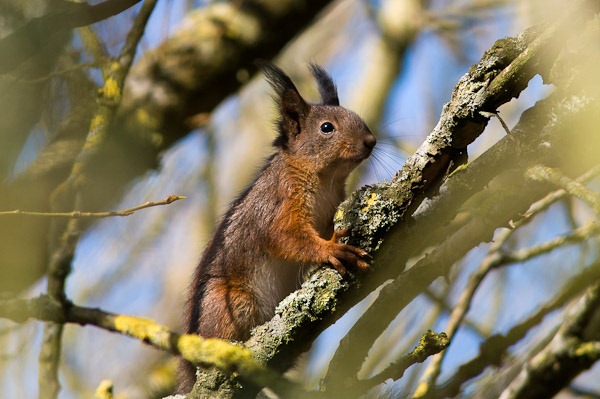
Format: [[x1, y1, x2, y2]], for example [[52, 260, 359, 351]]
[[323, 229, 371, 275]]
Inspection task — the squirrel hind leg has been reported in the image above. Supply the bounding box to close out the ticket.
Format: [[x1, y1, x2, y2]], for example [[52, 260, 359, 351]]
[[178, 279, 261, 393], [195, 279, 261, 341]]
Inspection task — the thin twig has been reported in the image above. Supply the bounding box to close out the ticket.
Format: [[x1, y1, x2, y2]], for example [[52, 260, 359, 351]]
[[480, 110, 512, 135], [502, 222, 600, 264], [0, 195, 185, 218], [514, 165, 600, 227], [413, 228, 513, 398], [527, 165, 600, 214]]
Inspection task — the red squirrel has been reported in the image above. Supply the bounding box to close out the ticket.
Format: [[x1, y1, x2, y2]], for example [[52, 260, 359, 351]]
[[180, 63, 376, 391]]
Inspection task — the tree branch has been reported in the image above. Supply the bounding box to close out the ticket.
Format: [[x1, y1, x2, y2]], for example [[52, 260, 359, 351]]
[[0, 0, 142, 74], [0, 296, 296, 394], [0, 195, 185, 218], [37, 4, 158, 398], [191, 7, 600, 394], [498, 284, 600, 399], [1, 0, 337, 294], [435, 258, 600, 398], [527, 165, 600, 214]]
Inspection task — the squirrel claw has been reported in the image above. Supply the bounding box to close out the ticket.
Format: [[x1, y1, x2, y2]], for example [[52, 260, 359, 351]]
[[331, 228, 350, 242], [327, 255, 347, 276], [324, 241, 371, 276]]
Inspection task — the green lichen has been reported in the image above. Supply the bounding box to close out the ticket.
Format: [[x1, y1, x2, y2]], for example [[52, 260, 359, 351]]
[[99, 76, 122, 102], [113, 314, 167, 342], [572, 341, 600, 360]]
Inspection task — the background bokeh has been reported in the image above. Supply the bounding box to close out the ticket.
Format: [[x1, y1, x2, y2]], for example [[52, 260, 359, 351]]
[[1, 1, 598, 398]]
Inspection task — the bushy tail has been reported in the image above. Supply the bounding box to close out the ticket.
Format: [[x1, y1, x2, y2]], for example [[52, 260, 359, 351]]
[[177, 358, 196, 394]]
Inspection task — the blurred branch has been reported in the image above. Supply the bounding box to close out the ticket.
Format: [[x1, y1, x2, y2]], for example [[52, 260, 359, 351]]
[[39, 213, 80, 399], [78, 27, 110, 65], [348, 331, 449, 397], [1, 0, 336, 294], [94, 380, 113, 399], [54, 0, 157, 198], [514, 165, 600, 227], [37, 3, 158, 399], [424, 289, 489, 337], [118, 0, 336, 145], [413, 228, 513, 397], [322, 10, 584, 383], [0, 0, 142, 74], [347, 0, 427, 190], [414, 219, 600, 396], [0, 195, 185, 218], [527, 165, 600, 214], [414, 157, 600, 395], [498, 283, 600, 399], [4, 63, 98, 83], [0, 296, 298, 395], [435, 257, 600, 398], [502, 222, 600, 263]]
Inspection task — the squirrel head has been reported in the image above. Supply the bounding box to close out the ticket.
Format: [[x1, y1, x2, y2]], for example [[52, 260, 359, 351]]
[[262, 63, 376, 176]]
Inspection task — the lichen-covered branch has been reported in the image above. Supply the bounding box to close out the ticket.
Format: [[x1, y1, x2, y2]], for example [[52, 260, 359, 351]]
[[189, 269, 349, 398], [356, 331, 449, 394], [189, 3, 600, 395], [0, 296, 293, 393]]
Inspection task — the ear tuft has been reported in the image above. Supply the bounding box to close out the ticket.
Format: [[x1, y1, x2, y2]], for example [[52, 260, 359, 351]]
[[260, 62, 309, 148], [260, 62, 296, 100], [309, 63, 339, 106]]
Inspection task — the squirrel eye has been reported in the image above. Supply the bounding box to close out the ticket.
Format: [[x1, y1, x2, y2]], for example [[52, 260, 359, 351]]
[[320, 122, 335, 134]]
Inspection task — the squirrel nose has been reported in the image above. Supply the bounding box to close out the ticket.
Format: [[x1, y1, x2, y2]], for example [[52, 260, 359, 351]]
[[364, 133, 377, 151]]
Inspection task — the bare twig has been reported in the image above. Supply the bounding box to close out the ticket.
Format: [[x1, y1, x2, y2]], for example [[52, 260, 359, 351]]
[[480, 111, 512, 135], [0, 195, 185, 218], [503, 222, 600, 264]]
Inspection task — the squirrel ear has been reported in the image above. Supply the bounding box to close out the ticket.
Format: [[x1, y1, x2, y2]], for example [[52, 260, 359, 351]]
[[309, 63, 339, 106], [261, 62, 309, 147]]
